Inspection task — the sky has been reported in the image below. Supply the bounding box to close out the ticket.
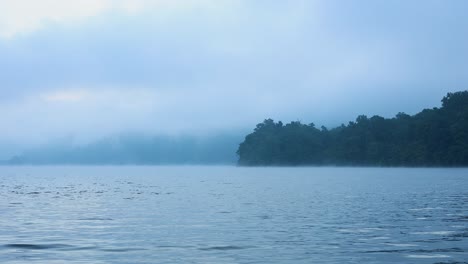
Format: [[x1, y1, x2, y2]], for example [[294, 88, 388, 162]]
[[0, 0, 468, 152]]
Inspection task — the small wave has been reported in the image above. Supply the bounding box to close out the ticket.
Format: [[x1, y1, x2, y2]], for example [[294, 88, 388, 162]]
[[199, 246, 250, 251], [406, 254, 451, 259], [411, 231, 456, 236], [359, 237, 390, 241], [4, 243, 72, 250], [409, 207, 444, 211], [78, 217, 113, 221], [100, 248, 146, 252], [365, 249, 407, 253], [386, 243, 418, 247], [364, 248, 463, 254], [338, 228, 384, 233]]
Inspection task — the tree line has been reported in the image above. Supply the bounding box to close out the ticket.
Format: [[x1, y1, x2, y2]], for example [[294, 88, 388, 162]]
[[237, 91, 468, 166]]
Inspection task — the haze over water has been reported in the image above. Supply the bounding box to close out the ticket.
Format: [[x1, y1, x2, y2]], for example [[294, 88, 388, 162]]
[[1, 0, 468, 156], [1, 166, 467, 263], [1, 1, 468, 263]]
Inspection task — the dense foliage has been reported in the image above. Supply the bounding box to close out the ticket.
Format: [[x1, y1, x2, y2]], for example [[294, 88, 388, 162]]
[[237, 91, 468, 166]]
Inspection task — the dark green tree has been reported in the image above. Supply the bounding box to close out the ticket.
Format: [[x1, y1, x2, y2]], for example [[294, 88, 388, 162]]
[[237, 91, 468, 166]]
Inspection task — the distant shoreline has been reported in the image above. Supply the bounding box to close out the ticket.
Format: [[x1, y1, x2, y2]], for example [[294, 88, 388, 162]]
[[237, 91, 468, 167], [0, 163, 467, 169]]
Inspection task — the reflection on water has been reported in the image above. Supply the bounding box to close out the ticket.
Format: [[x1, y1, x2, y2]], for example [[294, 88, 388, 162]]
[[0, 166, 467, 263]]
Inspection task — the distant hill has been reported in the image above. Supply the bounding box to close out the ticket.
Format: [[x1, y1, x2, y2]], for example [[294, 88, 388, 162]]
[[7, 133, 243, 165], [237, 91, 468, 166]]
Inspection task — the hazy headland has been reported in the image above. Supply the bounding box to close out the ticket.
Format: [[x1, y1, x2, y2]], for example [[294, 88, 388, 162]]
[[2, 91, 467, 167], [238, 91, 468, 167]]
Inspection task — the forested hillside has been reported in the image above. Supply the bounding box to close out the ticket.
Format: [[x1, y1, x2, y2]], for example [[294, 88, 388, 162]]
[[237, 91, 468, 166], [8, 134, 241, 165]]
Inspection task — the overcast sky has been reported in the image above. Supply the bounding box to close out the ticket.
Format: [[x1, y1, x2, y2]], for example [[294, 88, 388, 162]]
[[0, 0, 467, 149]]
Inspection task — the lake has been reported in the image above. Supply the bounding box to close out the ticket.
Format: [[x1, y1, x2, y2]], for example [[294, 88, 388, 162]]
[[0, 166, 467, 263]]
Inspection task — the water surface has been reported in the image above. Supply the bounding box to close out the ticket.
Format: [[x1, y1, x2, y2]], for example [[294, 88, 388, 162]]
[[0, 166, 467, 263]]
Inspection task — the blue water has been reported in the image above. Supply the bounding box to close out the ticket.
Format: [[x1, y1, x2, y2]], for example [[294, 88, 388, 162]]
[[0, 166, 467, 263]]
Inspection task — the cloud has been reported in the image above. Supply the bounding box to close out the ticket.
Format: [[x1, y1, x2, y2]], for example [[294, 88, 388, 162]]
[[0, 86, 259, 145], [0, 0, 467, 149], [41, 89, 90, 102], [1, 88, 156, 144], [0, 0, 227, 38], [0, 0, 109, 38]]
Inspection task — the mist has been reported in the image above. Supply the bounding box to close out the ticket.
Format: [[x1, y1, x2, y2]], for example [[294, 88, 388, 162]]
[[1, 0, 468, 160], [6, 132, 243, 165]]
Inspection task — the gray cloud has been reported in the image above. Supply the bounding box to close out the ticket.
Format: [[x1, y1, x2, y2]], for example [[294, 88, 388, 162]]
[[0, 0, 467, 148]]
